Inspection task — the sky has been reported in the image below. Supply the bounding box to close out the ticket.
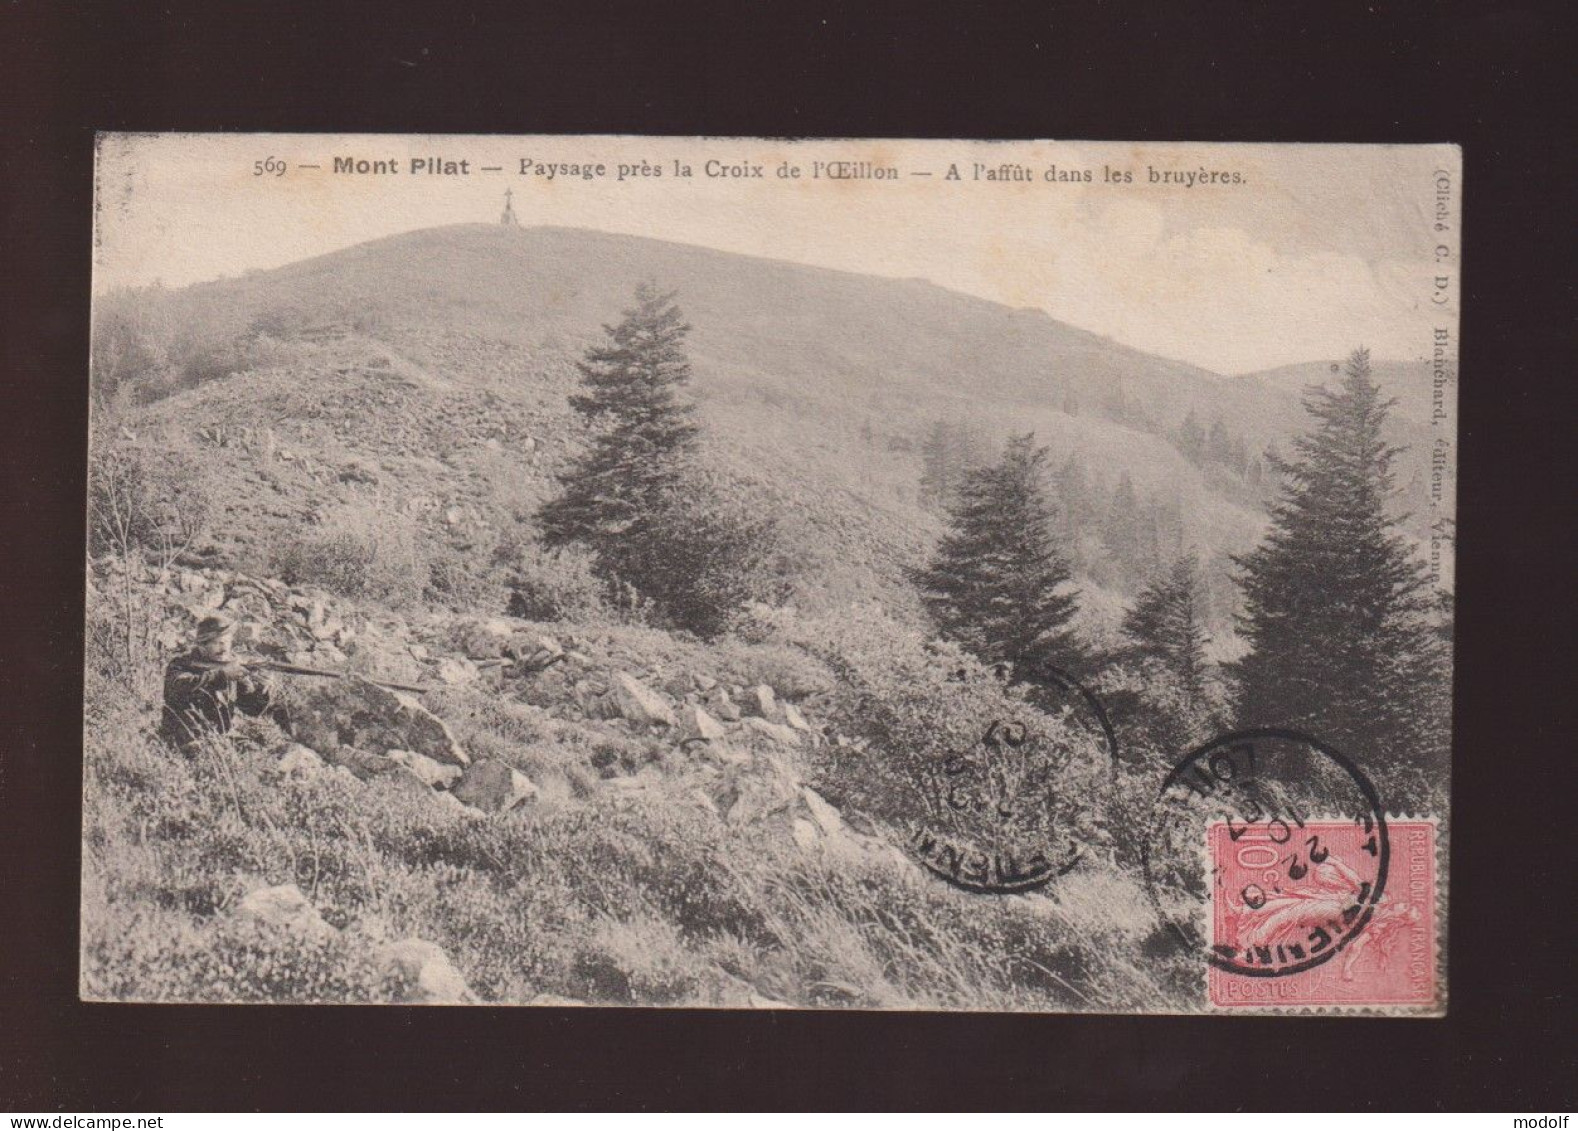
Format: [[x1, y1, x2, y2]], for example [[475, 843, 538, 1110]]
[[94, 135, 1460, 375]]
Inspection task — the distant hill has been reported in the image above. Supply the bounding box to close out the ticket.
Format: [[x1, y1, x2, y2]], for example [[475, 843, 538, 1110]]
[[113, 223, 1454, 636]]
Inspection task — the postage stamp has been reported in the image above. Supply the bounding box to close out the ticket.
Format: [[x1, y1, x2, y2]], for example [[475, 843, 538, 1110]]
[[1207, 818, 1438, 1010], [1140, 727, 1443, 1014]]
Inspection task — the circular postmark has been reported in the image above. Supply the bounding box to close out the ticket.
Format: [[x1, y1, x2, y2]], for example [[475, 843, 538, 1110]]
[[1140, 727, 1390, 978], [908, 664, 1117, 895]]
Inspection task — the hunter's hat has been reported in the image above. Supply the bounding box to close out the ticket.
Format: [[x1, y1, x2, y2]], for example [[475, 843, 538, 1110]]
[[194, 612, 237, 642]]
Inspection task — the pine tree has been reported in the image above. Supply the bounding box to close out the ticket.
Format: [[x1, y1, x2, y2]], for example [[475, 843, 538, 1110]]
[[1118, 553, 1218, 750], [1178, 409, 1207, 464], [918, 419, 989, 512], [1231, 348, 1446, 776], [537, 283, 701, 566], [1207, 416, 1233, 467], [918, 420, 952, 510], [1228, 434, 1249, 477], [1103, 471, 1141, 574], [1122, 554, 1210, 702], [915, 433, 1088, 679], [1054, 454, 1091, 543]]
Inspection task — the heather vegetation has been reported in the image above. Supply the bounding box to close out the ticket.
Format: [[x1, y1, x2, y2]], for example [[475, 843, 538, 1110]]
[[82, 227, 1451, 1006]]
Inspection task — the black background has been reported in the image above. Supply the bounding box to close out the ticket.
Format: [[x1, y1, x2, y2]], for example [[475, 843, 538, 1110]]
[[2, 0, 1574, 1112]]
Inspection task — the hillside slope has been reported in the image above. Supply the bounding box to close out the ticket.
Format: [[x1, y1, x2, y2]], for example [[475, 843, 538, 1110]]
[[123, 223, 1451, 631]]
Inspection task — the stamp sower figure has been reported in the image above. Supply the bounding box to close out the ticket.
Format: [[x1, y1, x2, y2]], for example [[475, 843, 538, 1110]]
[[160, 612, 278, 751]]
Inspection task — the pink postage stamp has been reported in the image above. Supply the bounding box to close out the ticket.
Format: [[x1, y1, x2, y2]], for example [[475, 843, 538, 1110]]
[[1208, 818, 1439, 1010]]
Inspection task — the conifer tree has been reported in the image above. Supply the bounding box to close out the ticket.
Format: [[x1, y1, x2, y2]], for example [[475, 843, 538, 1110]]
[[1207, 416, 1233, 466], [537, 283, 701, 567], [1231, 348, 1447, 775], [1103, 471, 1141, 572], [918, 419, 989, 512], [918, 420, 952, 510], [1122, 554, 1210, 702], [915, 433, 1088, 679], [1054, 454, 1091, 544], [1178, 409, 1207, 464]]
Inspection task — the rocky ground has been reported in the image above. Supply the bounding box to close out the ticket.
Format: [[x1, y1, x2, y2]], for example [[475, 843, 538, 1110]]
[[88, 556, 1147, 1008]]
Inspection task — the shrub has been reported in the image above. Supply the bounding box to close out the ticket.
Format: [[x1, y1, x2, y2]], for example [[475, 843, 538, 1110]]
[[85, 567, 167, 704], [502, 541, 610, 623], [83, 908, 389, 1004], [271, 497, 427, 607], [424, 544, 504, 611], [776, 606, 1112, 859], [603, 468, 791, 639], [707, 637, 835, 700], [88, 440, 212, 564]]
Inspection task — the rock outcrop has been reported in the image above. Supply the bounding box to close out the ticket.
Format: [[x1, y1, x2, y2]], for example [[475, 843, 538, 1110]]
[[608, 671, 676, 728], [288, 675, 469, 767], [237, 884, 333, 936], [375, 938, 476, 1004], [387, 748, 463, 790], [679, 704, 728, 744], [269, 743, 326, 779], [742, 716, 802, 748], [743, 683, 780, 721], [450, 760, 539, 813]]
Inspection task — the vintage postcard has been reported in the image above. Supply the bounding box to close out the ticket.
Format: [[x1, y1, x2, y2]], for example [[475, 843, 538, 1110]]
[[84, 135, 1457, 1012]]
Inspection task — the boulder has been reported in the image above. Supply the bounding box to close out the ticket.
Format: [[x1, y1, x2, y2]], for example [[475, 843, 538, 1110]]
[[324, 745, 423, 787], [309, 616, 343, 641], [270, 743, 325, 779], [709, 754, 800, 826], [387, 748, 462, 790], [701, 741, 752, 768], [431, 790, 485, 818], [375, 938, 475, 1004], [608, 671, 676, 728], [800, 787, 845, 837], [792, 789, 914, 872], [708, 688, 743, 722], [783, 702, 812, 732], [344, 626, 425, 685], [452, 618, 511, 659], [791, 817, 820, 852], [451, 760, 539, 813], [743, 684, 780, 721], [679, 705, 728, 744], [435, 657, 478, 686], [237, 884, 333, 936], [287, 675, 469, 767], [742, 716, 802, 748]]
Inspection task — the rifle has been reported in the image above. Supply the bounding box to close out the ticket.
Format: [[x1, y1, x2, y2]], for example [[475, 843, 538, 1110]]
[[478, 649, 567, 674], [191, 657, 430, 695], [259, 653, 561, 688]]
